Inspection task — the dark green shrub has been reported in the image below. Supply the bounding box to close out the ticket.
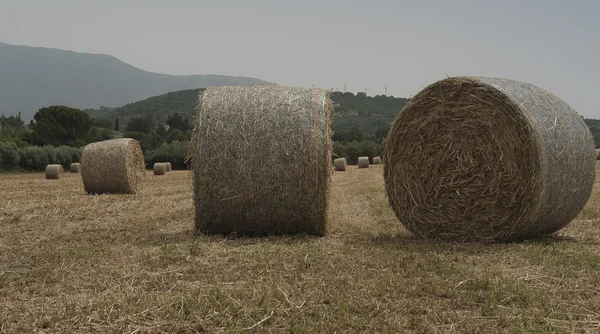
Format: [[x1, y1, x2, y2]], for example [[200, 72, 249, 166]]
[[146, 140, 190, 170], [0, 141, 21, 170]]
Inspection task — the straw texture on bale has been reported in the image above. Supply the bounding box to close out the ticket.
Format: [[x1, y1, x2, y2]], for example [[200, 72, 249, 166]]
[[192, 86, 333, 236], [153, 163, 167, 175], [358, 157, 369, 168], [45, 164, 61, 180], [373, 157, 381, 164], [384, 77, 596, 242], [69, 163, 81, 173], [81, 138, 146, 194], [334, 158, 347, 171]]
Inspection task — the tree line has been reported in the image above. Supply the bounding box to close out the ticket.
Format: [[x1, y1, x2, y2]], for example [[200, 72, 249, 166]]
[[0, 104, 389, 171]]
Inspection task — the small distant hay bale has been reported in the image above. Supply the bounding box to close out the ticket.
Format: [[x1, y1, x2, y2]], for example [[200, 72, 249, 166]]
[[358, 157, 369, 168], [81, 138, 146, 194], [373, 157, 381, 164], [153, 163, 167, 175], [384, 77, 595, 242], [596, 149, 600, 160], [192, 86, 333, 236], [334, 158, 347, 171], [45, 164, 62, 180], [69, 163, 81, 173], [164, 162, 172, 171]]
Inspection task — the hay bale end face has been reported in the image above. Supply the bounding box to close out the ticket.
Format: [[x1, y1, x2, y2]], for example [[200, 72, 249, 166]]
[[358, 157, 369, 168], [373, 157, 381, 164], [384, 77, 595, 242], [45, 164, 62, 180], [153, 163, 167, 175], [81, 138, 146, 194], [69, 163, 81, 173], [334, 158, 347, 171], [192, 86, 333, 236]]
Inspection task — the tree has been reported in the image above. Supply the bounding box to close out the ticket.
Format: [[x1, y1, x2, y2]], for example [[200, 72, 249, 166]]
[[32, 106, 93, 147], [94, 118, 113, 129], [114, 118, 120, 131], [345, 126, 365, 142], [166, 129, 188, 144], [123, 131, 164, 152], [375, 125, 390, 143], [166, 113, 191, 131], [125, 115, 155, 133]]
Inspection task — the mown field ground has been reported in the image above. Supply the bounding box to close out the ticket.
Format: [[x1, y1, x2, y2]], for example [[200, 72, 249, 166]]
[[0, 165, 599, 333]]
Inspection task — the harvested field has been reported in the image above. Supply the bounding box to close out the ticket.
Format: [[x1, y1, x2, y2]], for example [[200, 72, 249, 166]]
[[0, 166, 599, 332]]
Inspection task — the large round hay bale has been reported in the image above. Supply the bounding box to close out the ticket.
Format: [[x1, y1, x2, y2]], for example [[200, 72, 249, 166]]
[[45, 164, 62, 180], [192, 86, 333, 236], [373, 157, 381, 164], [81, 138, 146, 194], [153, 163, 167, 175], [69, 163, 81, 173], [334, 158, 347, 171], [358, 157, 369, 168], [384, 77, 595, 242]]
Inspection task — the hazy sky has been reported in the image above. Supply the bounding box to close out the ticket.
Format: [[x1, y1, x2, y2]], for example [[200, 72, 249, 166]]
[[1, 0, 599, 117]]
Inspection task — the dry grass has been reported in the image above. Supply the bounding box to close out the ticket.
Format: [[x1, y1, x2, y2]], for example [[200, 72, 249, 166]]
[[0, 165, 599, 333]]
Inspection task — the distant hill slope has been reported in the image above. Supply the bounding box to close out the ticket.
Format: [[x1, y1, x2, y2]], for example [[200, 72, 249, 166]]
[[87, 89, 410, 136], [85, 89, 203, 122], [0, 42, 273, 120], [330, 92, 409, 134]]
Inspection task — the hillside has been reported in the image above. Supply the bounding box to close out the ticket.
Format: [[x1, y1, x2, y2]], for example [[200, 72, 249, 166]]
[[85, 89, 203, 122], [0, 42, 272, 120], [330, 92, 409, 134], [87, 89, 410, 136]]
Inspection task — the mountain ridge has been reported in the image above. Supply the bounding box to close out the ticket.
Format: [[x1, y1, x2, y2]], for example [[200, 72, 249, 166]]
[[0, 42, 273, 120]]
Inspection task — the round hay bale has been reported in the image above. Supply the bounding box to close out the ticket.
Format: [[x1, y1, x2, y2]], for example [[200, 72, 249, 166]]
[[334, 158, 347, 171], [373, 157, 382, 164], [595, 149, 600, 160], [153, 163, 167, 175], [384, 77, 595, 242], [358, 157, 369, 168], [165, 162, 172, 171], [45, 164, 62, 180], [192, 86, 333, 236], [69, 162, 81, 173], [81, 138, 146, 194]]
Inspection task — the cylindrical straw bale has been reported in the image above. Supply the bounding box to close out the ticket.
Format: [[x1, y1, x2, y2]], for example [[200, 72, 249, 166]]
[[154, 163, 167, 175], [384, 77, 595, 242], [192, 86, 333, 236], [373, 157, 381, 164], [70, 163, 81, 173], [45, 164, 62, 180], [81, 138, 146, 194], [165, 162, 172, 171], [358, 157, 369, 168], [334, 158, 347, 171]]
